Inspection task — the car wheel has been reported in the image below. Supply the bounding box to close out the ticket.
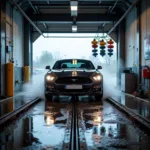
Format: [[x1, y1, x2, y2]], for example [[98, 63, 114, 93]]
[[45, 94, 53, 101], [95, 93, 103, 101]]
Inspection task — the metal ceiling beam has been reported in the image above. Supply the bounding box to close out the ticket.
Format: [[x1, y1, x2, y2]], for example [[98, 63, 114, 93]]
[[33, 30, 114, 33], [28, 0, 37, 13], [9, 0, 44, 37], [30, 14, 120, 22], [44, 35, 104, 38], [29, 0, 119, 1], [109, 0, 119, 13], [33, 21, 113, 24], [29, 2, 128, 12], [99, 0, 102, 4], [29, 3, 121, 7], [43, 23, 48, 28], [108, 0, 139, 34], [101, 0, 119, 28]]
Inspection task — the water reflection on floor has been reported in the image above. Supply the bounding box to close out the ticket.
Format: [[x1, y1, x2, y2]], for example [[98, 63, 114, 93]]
[[0, 94, 38, 119], [0, 98, 71, 150], [78, 99, 150, 150], [0, 95, 150, 150]]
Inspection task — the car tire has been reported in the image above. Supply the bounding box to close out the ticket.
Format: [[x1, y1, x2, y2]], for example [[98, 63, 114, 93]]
[[45, 94, 53, 101], [95, 93, 103, 101]]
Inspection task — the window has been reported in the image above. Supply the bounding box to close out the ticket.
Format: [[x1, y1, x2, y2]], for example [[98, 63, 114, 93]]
[[53, 59, 95, 69]]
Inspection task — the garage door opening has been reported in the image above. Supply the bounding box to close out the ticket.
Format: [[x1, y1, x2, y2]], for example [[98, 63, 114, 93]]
[[33, 33, 116, 70], [31, 33, 117, 98]]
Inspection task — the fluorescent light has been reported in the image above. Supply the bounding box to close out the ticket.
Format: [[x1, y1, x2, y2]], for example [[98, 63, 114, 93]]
[[72, 25, 77, 32], [71, 6, 78, 11]]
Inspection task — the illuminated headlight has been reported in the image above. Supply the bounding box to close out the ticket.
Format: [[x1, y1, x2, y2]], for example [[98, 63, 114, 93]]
[[46, 75, 55, 81], [93, 75, 102, 81]]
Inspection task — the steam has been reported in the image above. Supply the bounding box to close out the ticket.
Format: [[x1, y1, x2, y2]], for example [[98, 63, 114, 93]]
[[101, 65, 121, 99], [22, 70, 47, 99], [22, 63, 121, 100]]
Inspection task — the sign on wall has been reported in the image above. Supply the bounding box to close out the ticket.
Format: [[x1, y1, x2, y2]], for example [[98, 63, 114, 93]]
[[144, 35, 150, 59]]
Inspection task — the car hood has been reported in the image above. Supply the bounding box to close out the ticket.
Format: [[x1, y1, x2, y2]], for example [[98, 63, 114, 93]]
[[47, 69, 99, 78]]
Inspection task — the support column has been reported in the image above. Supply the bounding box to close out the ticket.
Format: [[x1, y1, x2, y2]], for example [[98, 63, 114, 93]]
[[117, 20, 125, 88], [136, 2, 141, 90], [31, 40, 33, 76], [0, 0, 6, 97], [24, 19, 31, 67], [24, 19, 32, 78]]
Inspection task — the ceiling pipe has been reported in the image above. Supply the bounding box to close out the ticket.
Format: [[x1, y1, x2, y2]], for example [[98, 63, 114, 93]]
[[107, 0, 139, 35], [10, 0, 44, 37]]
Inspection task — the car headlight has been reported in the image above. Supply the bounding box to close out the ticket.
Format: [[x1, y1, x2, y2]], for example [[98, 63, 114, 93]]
[[93, 75, 102, 81], [46, 75, 55, 81]]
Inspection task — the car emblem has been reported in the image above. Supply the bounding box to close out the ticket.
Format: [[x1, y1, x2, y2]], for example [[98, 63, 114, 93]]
[[72, 79, 77, 82], [72, 71, 77, 76]]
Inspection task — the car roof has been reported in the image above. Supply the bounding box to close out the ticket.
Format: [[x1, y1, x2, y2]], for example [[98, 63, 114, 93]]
[[56, 59, 91, 62]]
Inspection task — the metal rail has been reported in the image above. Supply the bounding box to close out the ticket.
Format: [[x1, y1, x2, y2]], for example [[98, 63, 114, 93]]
[[63, 96, 88, 150], [107, 97, 150, 131], [74, 100, 79, 150], [71, 96, 88, 150]]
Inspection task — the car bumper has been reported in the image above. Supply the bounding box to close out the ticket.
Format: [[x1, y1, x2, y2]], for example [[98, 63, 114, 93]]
[[45, 83, 103, 95]]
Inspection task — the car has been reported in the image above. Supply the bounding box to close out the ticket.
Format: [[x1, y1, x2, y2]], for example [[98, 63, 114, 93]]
[[44, 59, 103, 101]]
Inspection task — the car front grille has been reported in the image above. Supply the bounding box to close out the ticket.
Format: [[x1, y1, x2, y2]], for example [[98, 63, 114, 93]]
[[55, 77, 92, 84], [57, 88, 90, 93]]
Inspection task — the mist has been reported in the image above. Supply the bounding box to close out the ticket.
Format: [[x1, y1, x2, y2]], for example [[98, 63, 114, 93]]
[[29, 34, 119, 100], [22, 70, 47, 99], [101, 68, 120, 99], [22, 64, 120, 101]]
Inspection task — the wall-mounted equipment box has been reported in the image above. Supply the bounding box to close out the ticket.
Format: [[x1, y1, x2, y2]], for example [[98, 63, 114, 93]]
[[142, 68, 150, 78], [6, 46, 12, 53], [121, 73, 136, 94]]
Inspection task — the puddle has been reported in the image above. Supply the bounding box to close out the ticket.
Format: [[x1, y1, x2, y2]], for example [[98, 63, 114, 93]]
[[0, 100, 70, 150], [78, 101, 150, 150], [0, 94, 38, 118]]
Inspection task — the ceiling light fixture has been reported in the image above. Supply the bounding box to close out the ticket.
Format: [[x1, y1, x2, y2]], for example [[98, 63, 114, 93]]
[[72, 25, 77, 32], [70, 0, 78, 16]]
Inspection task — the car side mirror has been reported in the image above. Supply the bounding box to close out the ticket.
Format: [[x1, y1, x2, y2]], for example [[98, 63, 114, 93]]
[[45, 66, 51, 69], [97, 66, 102, 69]]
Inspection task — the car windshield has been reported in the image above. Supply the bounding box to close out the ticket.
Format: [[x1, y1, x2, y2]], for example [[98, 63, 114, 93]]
[[53, 59, 95, 69]]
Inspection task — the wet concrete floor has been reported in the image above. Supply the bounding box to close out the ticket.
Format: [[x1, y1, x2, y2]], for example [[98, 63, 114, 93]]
[[0, 96, 150, 150], [0, 94, 39, 118], [112, 93, 150, 123]]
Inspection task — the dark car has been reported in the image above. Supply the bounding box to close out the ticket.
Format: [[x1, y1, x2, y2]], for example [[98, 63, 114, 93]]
[[44, 59, 103, 101]]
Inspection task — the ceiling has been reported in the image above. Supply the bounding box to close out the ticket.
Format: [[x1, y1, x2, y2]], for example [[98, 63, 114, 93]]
[[15, 0, 133, 34]]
